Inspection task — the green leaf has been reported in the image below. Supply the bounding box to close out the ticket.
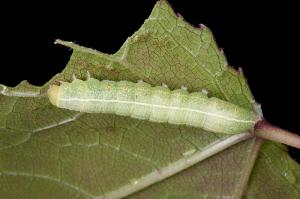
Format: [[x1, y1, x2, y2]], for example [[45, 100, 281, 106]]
[[0, 1, 299, 198], [245, 141, 300, 198]]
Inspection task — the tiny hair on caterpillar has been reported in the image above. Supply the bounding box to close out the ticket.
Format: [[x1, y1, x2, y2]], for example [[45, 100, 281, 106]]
[[47, 73, 260, 134]]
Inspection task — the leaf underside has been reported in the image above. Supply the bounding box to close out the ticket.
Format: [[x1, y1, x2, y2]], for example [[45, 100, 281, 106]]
[[0, 1, 299, 198]]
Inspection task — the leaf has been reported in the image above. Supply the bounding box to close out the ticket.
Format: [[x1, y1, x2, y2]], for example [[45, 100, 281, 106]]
[[0, 0, 299, 198], [245, 141, 300, 198]]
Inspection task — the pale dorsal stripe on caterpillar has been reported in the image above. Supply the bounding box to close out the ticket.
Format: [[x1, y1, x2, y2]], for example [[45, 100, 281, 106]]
[[47, 77, 260, 134], [58, 98, 254, 124]]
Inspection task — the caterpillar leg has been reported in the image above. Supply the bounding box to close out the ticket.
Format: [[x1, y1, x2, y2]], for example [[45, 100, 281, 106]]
[[72, 74, 77, 81], [201, 89, 208, 95], [86, 71, 91, 79], [162, 83, 168, 88], [57, 80, 66, 85], [181, 85, 187, 91]]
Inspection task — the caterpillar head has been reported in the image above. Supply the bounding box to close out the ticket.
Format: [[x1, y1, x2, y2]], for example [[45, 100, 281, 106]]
[[47, 85, 60, 106]]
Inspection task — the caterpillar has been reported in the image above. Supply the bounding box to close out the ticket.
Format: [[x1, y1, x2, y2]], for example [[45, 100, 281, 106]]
[[47, 75, 260, 134]]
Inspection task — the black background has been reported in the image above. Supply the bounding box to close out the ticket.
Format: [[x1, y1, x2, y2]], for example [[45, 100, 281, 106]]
[[1, 0, 299, 161]]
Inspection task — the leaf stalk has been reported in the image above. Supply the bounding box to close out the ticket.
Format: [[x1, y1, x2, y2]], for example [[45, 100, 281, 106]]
[[254, 120, 300, 149]]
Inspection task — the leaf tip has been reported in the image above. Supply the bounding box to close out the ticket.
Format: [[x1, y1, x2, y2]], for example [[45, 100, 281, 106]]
[[176, 12, 183, 18], [54, 39, 60, 44], [199, 23, 207, 30], [237, 67, 244, 75], [219, 48, 224, 54]]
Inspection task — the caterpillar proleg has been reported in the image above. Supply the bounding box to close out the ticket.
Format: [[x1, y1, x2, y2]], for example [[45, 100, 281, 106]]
[[47, 77, 260, 134]]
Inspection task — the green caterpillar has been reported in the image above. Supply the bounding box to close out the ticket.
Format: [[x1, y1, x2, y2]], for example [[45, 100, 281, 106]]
[[47, 76, 260, 134]]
